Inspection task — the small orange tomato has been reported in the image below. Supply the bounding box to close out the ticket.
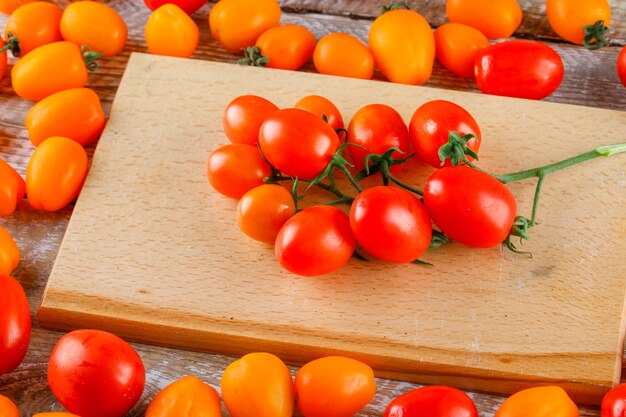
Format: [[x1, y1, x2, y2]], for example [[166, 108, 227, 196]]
[[294, 95, 344, 131], [313, 33, 374, 80], [12, 41, 88, 101], [26, 137, 89, 211], [546, 0, 610, 46], [368, 9, 435, 85], [295, 356, 376, 417], [446, 0, 522, 39], [60, 1, 127, 57], [209, 0, 281, 52], [434, 23, 489, 78], [0, 160, 25, 216], [25, 88, 105, 147], [495, 386, 578, 417], [0, 0, 34, 15], [0, 226, 19, 275], [237, 184, 295, 243], [4, 2, 62, 57], [253, 24, 316, 70], [221, 352, 294, 417], [145, 376, 221, 417], [0, 395, 19, 417], [145, 4, 199, 58]]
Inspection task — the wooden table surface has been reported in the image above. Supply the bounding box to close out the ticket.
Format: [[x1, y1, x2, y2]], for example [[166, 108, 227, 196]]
[[0, 1, 624, 416]]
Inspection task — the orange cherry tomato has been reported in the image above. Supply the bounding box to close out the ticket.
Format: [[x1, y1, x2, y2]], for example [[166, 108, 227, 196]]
[[0, 394, 19, 417], [223, 95, 279, 146], [145, 375, 221, 417], [295, 356, 376, 417], [25, 88, 105, 147], [313, 33, 374, 80], [3, 2, 62, 57], [33, 414, 81, 417], [434, 23, 489, 78], [60, 1, 127, 57], [221, 352, 294, 417], [26, 137, 89, 211], [495, 386, 578, 417], [546, 0, 610, 46], [0, 160, 25, 216], [369, 9, 435, 85], [145, 4, 199, 58], [209, 0, 281, 52], [446, 0, 522, 39], [12, 41, 88, 101], [294, 95, 344, 131], [0, 0, 33, 14], [253, 24, 316, 70], [237, 184, 295, 243], [0, 226, 19, 275]]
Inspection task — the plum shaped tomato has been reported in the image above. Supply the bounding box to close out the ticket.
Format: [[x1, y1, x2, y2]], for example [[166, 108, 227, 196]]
[[275, 206, 355, 276], [474, 40, 564, 100], [368, 9, 434, 85], [0, 0, 35, 15], [409, 100, 481, 168], [601, 383, 626, 417], [446, 0, 522, 39], [434, 23, 489, 78], [347, 104, 411, 172], [385, 386, 478, 417], [0, 275, 30, 376], [3, 2, 62, 57], [424, 166, 516, 248], [144, 0, 207, 15], [313, 33, 374, 80], [259, 108, 340, 180], [237, 184, 295, 243], [294, 95, 344, 131], [253, 24, 316, 71], [546, 0, 610, 47], [495, 386, 578, 417], [0, 225, 20, 275], [0, 160, 25, 216], [48, 329, 146, 417], [350, 186, 431, 263], [0, 395, 19, 417], [145, 375, 221, 417], [618, 46, 626, 87], [295, 356, 376, 417], [145, 4, 199, 58], [223, 95, 279, 145]]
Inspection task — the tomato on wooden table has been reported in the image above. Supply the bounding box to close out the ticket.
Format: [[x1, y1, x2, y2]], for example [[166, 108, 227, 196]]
[[434, 23, 489, 78], [0, 0, 34, 15], [601, 383, 626, 417], [446, 0, 522, 39], [618, 46, 626, 87], [0, 274, 31, 375], [313, 33, 374, 80], [237, 184, 295, 243], [3, 1, 62, 57], [223, 95, 278, 145], [0, 160, 25, 216], [145, 4, 199, 58], [546, 0, 610, 46], [495, 386, 578, 417], [0, 394, 19, 417], [145, 375, 222, 417], [294, 95, 344, 131], [0, 226, 20, 275], [252, 24, 316, 70], [385, 386, 478, 417], [144, 0, 207, 15]]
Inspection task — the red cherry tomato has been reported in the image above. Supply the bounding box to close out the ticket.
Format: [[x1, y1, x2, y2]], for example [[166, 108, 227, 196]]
[[206, 144, 273, 199], [0, 274, 31, 376], [601, 383, 626, 417], [144, 0, 207, 15], [275, 206, 355, 276], [350, 186, 431, 263], [618, 46, 626, 87], [223, 95, 279, 146], [294, 95, 344, 131], [409, 100, 481, 168], [424, 166, 517, 248], [259, 108, 340, 180], [385, 386, 478, 417], [474, 40, 564, 100], [347, 104, 411, 172], [48, 329, 146, 417]]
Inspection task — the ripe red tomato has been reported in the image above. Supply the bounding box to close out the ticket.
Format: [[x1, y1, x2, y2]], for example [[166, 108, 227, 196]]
[[206, 144, 273, 199], [350, 186, 431, 263], [618, 46, 626, 87], [223, 95, 279, 146], [294, 95, 344, 131], [408, 100, 481, 168], [0, 275, 31, 376], [259, 108, 340, 180], [144, 0, 207, 15], [275, 206, 355, 276], [48, 329, 145, 417], [347, 104, 411, 172], [237, 184, 295, 243], [385, 386, 478, 417], [601, 383, 626, 417], [424, 166, 517, 248], [474, 40, 564, 100]]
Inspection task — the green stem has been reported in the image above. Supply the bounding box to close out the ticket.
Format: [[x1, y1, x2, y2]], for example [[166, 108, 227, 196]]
[[336, 164, 363, 193], [582, 20, 609, 50], [271, 175, 352, 201], [380, 160, 423, 196], [1, 32, 20, 57], [81, 45, 104, 72]]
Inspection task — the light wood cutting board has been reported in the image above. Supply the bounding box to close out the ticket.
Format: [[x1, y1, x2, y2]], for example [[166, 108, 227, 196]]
[[38, 53, 626, 404]]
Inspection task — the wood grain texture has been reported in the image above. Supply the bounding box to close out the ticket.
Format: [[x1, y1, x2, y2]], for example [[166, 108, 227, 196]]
[[0, 0, 625, 415]]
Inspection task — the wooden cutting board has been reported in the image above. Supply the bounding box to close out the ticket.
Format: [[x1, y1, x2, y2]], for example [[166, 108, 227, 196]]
[[38, 53, 626, 404]]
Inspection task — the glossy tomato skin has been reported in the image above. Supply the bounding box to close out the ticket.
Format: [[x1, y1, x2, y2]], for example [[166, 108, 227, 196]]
[[434, 23, 489, 78], [145, 4, 199, 58], [385, 386, 478, 417], [223, 95, 278, 145], [0, 275, 31, 376], [350, 187, 431, 263], [237, 184, 295, 243], [259, 108, 340, 180], [4, 2, 63, 56], [0, 226, 20, 275], [347, 104, 411, 171], [601, 383, 626, 417], [0, 0, 35, 15], [313, 33, 374, 80], [206, 144, 272, 199], [0, 394, 19, 417], [275, 206, 355, 276], [546, 0, 610, 45], [144, 0, 206, 15], [409, 100, 481, 168], [48, 329, 146, 417], [424, 166, 516, 248], [256, 24, 316, 70], [446, 0, 522, 39], [618, 46, 626, 87], [495, 386, 577, 417], [295, 356, 376, 417], [145, 375, 222, 417], [294, 95, 344, 131], [0, 160, 25, 216], [474, 40, 564, 100], [368, 9, 434, 85]]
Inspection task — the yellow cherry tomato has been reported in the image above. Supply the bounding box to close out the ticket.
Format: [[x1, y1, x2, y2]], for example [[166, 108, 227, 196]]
[[145, 4, 199, 58], [145, 376, 221, 417], [446, 0, 522, 39], [495, 386, 578, 417], [4, 2, 63, 57], [434, 23, 490, 78], [0, 160, 25, 216], [26, 137, 89, 211], [368, 9, 435, 85], [0, 395, 19, 417], [0, 226, 19, 275], [0, 0, 34, 15], [546, 0, 610, 47], [313, 33, 374, 80], [60, 1, 127, 57]]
